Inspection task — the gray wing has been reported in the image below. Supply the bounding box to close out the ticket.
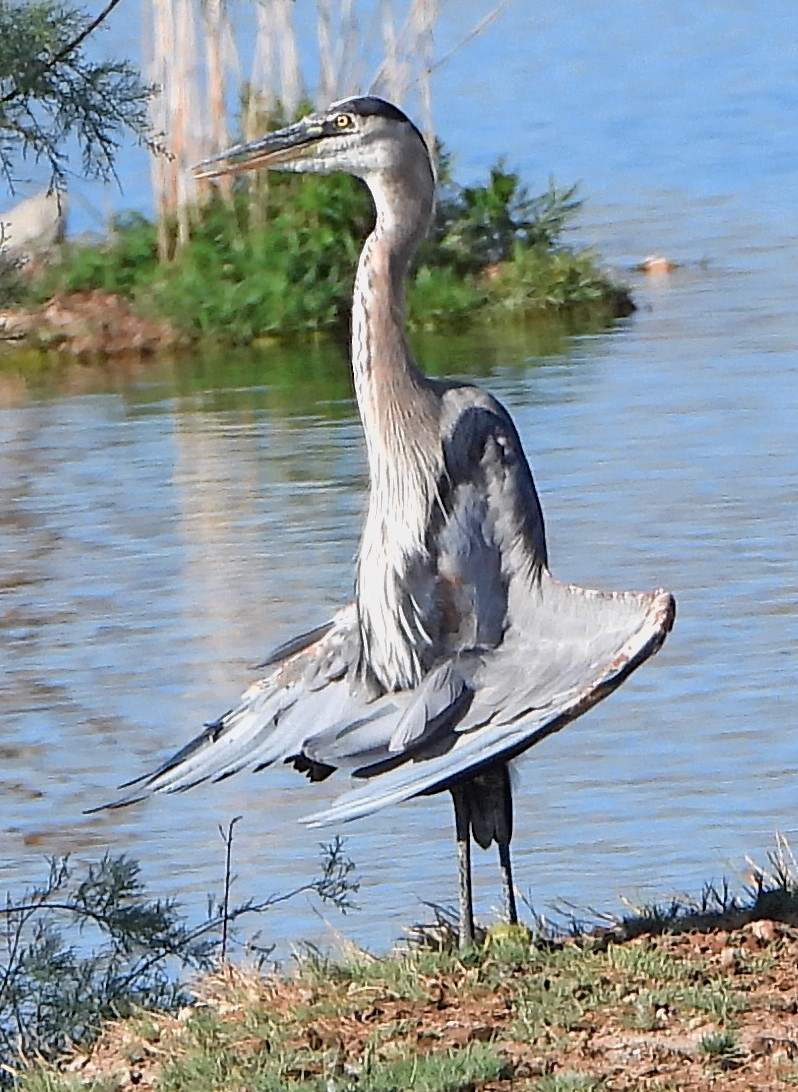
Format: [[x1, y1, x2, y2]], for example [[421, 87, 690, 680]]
[[300, 388, 675, 820], [107, 576, 672, 814], [105, 603, 371, 804], [303, 578, 675, 825]]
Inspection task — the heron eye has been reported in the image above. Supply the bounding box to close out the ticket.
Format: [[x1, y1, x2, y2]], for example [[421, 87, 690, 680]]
[[333, 113, 353, 130]]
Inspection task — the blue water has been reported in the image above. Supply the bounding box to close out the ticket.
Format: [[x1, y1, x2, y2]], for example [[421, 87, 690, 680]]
[[1, 2, 796, 954]]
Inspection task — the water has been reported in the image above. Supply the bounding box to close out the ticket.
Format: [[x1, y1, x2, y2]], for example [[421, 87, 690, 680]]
[[1, 2, 797, 953]]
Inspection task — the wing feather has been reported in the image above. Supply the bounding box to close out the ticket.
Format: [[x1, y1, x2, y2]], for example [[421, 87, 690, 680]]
[[101, 605, 367, 805], [303, 583, 674, 825]]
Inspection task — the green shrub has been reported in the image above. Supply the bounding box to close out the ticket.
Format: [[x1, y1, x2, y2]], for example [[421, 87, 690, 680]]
[[483, 241, 625, 313], [426, 165, 582, 274], [39, 212, 159, 297], [37, 151, 631, 341], [0, 840, 357, 1077], [0, 250, 26, 307], [157, 174, 370, 340], [0, 854, 211, 1074]]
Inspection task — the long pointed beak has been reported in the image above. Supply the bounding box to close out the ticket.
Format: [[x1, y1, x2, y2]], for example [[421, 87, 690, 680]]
[[193, 118, 323, 180]]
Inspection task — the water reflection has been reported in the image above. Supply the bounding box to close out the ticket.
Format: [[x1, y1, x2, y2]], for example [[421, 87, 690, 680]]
[[2, 257, 796, 954], [3, 0, 798, 946]]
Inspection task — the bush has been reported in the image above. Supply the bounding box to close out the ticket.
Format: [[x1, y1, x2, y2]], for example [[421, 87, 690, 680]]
[[45, 213, 160, 297], [427, 166, 582, 273], [38, 154, 631, 342], [0, 839, 358, 1077], [158, 173, 371, 340], [0, 855, 210, 1073], [0, 251, 26, 308]]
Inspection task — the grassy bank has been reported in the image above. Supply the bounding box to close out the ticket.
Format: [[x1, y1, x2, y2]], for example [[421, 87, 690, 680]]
[[2, 161, 632, 359], [20, 919, 798, 1091], [12, 841, 798, 1091]]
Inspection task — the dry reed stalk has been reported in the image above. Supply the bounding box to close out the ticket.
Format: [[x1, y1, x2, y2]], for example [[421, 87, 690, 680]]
[[408, 0, 435, 151], [172, 0, 197, 248], [428, 0, 511, 78], [147, 0, 204, 254], [148, 0, 244, 251], [368, 0, 436, 147], [246, 1, 276, 131], [200, 0, 238, 210], [244, 0, 304, 231], [201, 2, 237, 151], [272, 0, 304, 117], [316, 0, 335, 102], [241, 1, 276, 235], [202, 0, 227, 153], [147, 0, 519, 251], [316, 0, 361, 103], [375, 0, 401, 102], [145, 0, 171, 259]]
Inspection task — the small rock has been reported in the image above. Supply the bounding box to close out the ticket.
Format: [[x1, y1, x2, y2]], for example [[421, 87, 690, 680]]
[[745, 919, 778, 944], [638, 254, 677, 275], [467, 1024, 495, 1042], [718, 947, 738, 971]]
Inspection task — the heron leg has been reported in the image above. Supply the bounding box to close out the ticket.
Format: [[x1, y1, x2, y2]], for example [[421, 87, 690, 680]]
[[450, 785, 474, 948], [496, 766, 518, 925], [498, 837, 518, 926]]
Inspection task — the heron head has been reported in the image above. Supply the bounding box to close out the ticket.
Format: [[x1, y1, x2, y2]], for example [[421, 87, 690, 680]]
[[193, 97, 431, 185]]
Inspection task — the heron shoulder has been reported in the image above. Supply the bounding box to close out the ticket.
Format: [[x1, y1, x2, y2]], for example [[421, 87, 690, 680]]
[[434, 382, 525, 480], [437, 381, 518, 443], [433, 380, 548, 568]]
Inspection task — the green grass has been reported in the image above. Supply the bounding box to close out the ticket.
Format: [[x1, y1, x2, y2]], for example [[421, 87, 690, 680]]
[[699, 1028, 739, 1058], [150, 1003, 506, 1092], [32, 158, 631, 346], [531, 1077, 607, 1092], [13, 840, 798, 1090], [14, 924, 797, 1091], [356, 1043, 508, 1092], [507, 935, 744, 1048]]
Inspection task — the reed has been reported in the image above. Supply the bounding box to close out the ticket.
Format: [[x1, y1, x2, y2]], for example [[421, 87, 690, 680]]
[[315, 0, 361, 103], [145, 0, 207, 256], [143, 0, 461, 247]]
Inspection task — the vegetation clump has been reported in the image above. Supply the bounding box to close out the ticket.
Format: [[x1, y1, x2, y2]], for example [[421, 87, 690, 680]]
[[0, 838, 357, 1081], [30, 158, 632, 350], [0, 0, 155, 190], [11, 838, 798, 1090], [0, 243, 25, 309]]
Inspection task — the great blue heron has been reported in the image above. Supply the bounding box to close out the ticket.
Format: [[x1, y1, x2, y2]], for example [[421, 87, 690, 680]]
[[114, 97, 675, 947]]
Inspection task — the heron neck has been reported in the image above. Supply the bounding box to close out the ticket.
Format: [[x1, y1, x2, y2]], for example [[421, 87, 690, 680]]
[[351, 168, 435, 478], [351, 166, 441, 690]]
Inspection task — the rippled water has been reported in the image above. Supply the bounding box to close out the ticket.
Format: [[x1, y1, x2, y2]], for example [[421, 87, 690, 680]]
[[1, 4, 797, 953]]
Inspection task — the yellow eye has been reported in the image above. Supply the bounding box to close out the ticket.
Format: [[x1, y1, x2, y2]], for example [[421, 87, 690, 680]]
[[333, 113, 353, 130]]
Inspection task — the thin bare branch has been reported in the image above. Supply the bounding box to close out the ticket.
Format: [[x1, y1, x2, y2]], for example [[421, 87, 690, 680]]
[[428, 0, 511, 75]]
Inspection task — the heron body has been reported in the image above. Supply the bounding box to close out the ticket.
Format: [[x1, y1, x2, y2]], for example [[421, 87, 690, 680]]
[[117, 98, 675, 946]]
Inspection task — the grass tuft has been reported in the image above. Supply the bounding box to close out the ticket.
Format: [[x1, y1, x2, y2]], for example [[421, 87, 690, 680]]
[[699, 1028, 739, 1058]]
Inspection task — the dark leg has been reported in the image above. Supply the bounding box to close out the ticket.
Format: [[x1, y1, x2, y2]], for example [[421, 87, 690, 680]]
[[496, 765, 517, 925], [498, 837, 518, 925], [450, 785, 474, 948]]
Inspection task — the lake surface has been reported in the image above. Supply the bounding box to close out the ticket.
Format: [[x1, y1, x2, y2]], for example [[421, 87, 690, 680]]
[[1, 2, 797, 955]]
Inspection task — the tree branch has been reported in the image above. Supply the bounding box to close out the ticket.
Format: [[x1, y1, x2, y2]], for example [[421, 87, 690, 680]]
[[0, 0, 127, 106]]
